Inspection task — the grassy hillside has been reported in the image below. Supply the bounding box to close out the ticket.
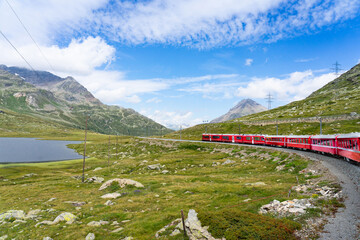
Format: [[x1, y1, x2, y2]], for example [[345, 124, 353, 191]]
[[0, 69, 172, 136], [239, 64, 360, 121]]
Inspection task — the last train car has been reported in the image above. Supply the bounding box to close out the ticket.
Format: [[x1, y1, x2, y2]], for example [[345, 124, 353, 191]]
[[336, 133, 360, 163]]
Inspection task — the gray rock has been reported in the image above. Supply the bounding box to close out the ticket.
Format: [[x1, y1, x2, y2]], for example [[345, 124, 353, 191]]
[[93, 167, 102, 171], [43, 237, 53, 240], [161, 170, 169, 174], [99, 178, 144, 191], [35, 212, 76, 226], [100, 193, 121, 199], [170, 229, 181, 236], [185, 209, 217, 239], [86, 177, 104, 183], [104, 200, 114, 206], [87, 220, 109, 227], [64, 201, 86, 207], [121, 237, 133, 240], [0, 235, 8, 240], [148, 164, 161, 170], [111, 227, 124, 233], [222, 159, 235, 165], [0, 210, 26, 221], [85, 233, 95, 240]]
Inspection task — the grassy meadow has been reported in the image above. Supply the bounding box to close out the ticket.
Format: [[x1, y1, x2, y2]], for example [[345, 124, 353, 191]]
[[0, 135, 319, 239]]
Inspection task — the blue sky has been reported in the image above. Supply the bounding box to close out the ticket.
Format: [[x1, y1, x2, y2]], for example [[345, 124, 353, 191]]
[[0, 0, 360, 129]]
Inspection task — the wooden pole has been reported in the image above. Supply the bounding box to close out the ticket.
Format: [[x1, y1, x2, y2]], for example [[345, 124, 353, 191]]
[[82, 115, 88, 183], [108, 136, 110, 167], [181, 209, 187, 237]]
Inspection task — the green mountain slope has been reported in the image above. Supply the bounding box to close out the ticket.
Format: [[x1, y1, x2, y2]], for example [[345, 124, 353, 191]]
[[239, 64, 360, 121], [0, 68, 172, 136]]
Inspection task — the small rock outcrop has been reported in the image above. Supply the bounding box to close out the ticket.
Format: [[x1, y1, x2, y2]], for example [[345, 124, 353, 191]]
[[99, 178, 144, 191], [87, 220, 109, 227], [85, 233, 95, 240], [100, 193, 122, 199], [86, 176, 104, 183], [155, 209, 220, 239], [0, 210, 26, 221], [36, 212, 76, 226], [147, 164, 161, 170], [259, 199, 313, 216]]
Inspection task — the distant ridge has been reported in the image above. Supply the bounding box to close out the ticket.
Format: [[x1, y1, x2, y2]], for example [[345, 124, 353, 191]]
[[211, 99, 266, 123], [0, 65, 172, 136]]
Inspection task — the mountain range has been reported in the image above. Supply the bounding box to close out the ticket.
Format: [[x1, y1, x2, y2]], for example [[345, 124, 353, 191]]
[[0, 65, 172, 136], [211, 99, 266, 123]]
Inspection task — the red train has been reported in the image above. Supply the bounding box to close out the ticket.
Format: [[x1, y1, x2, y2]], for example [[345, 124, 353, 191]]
[[202, 133, 360, 163]]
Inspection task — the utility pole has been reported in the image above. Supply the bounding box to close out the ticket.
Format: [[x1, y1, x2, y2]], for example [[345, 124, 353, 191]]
[[319, 117, 322, 135], [331, 61, 342, 76], [82, 115, 88, 183], [239, 124, 241, 135], [276, 123, 278, 135], [108, 136, 110, 167], [265, 93, 274, 110]]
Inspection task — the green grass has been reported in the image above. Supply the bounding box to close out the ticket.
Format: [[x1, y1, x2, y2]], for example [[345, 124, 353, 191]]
[[0, 135, 316, 239]]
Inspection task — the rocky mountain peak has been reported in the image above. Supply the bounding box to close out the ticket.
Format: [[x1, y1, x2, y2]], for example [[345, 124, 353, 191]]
[[211, 99, 267, 123]]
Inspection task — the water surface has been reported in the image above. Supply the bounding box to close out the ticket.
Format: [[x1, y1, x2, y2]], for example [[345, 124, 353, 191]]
[[0, 138, 83, 163]]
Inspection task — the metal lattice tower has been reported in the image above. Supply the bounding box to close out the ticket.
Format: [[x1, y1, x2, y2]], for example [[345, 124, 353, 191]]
[[331, 61, 342, 76], [265, 93, 274, 110]]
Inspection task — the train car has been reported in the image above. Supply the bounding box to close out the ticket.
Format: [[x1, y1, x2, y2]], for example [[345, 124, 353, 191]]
[[242, 134, 266, 145], [209, 134, 222, 142], [336, 133, 360, 163], [265, 135, 287, 147], [233, 135, 243, 144], [202, 134, 211, 141], [311, 134, 338, 155], [286, 135, 311, 150], [221, 134, 234, 143]]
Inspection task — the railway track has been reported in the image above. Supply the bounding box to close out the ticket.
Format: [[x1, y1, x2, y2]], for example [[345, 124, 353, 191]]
[[141, 137, 360, 239]]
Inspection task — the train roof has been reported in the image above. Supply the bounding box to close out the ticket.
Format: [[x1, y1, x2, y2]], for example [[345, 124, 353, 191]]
[[336, 133, 360, 139], [286, 135, 311, 138], [265, 135, 287, 138], [311, 134, 338, 139]]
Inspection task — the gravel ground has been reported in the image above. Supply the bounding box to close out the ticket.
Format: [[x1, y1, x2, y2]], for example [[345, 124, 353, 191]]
[[147, 138, 360, 239]]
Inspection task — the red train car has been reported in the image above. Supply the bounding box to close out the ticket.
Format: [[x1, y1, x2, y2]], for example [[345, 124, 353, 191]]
[[242, 135, 266, 145], [311, 135, 337, 155], [202, 134, 211, 141], [336, 133, 360, 163], [286, 135, 311, 150], [265, 135, 287, 147], [221, 134, 234, 143], [233, 135, 243, 144]]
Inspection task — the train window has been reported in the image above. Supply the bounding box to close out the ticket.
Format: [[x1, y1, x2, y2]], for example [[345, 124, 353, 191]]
[[236, 136, 241, 140], [223, 136, 229, 140], [261, 137, 265, 141], [254, 137, 260, 141], [246, 137, 251, 140], [212, 136, 220, 139], [203, 136, 209, 138]]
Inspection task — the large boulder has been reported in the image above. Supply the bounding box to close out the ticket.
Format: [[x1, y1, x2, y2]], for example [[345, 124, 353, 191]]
[[35, 212, 76, 226], [100, 193, 122, 199], [99, 179, 144, 191], [0, 210, 26, 221]]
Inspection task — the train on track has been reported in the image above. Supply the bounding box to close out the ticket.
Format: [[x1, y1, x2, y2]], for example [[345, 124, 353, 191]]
[[202, 133, 360, 163]]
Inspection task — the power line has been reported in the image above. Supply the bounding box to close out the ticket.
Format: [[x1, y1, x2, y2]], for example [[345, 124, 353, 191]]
[[265, 92, 274, 110], [0, 30, 37, 72], [5, 0, 55, 72]]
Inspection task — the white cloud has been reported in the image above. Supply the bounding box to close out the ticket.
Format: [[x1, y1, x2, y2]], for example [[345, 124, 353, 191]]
[[179, 81, 243, 99], [141, 110, 202, 129], [295, 57, 318, 63], [236, 70, 337, 101], [245, 58, 253, 66], [94, 0, 360, 48]]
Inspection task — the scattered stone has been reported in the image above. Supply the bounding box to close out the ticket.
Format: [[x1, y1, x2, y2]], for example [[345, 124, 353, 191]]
[[184, 191, 194, 194], [47, 197, 56, 202], [23, 173, 37, 178], [0, 210, 26, 221], [36, 212, 76, 226], [155, 219, 182, 238], [93, 167, 102, 171], [111, 221, 119, 225], [212, 162, 220, 167], [147, 164, 161, 170], [85, 233, 95, 240], [121, 220, 131, 223], [111, 227, 124, 233], [245, 182, 266, 186], [86, 177, 104, 183], [161, 170, 169, 174], [0, 235, 8, 240], [276, 165, 285, 171], [43, 237, 53, 240], [87, 220, 109, 227], [99, 178, 144, 191], [104, 200, 114, 206], [64, 201, 86, 207], [222, 159, 235, 165], [259, 199, 313, 216], [121, 237, 133, 240], [199, 164, 204, 167], [100, 193, 122, 199], [170, 229, 181, 236], [243, 198, 251, 202], [26, 209, 41, 219]]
